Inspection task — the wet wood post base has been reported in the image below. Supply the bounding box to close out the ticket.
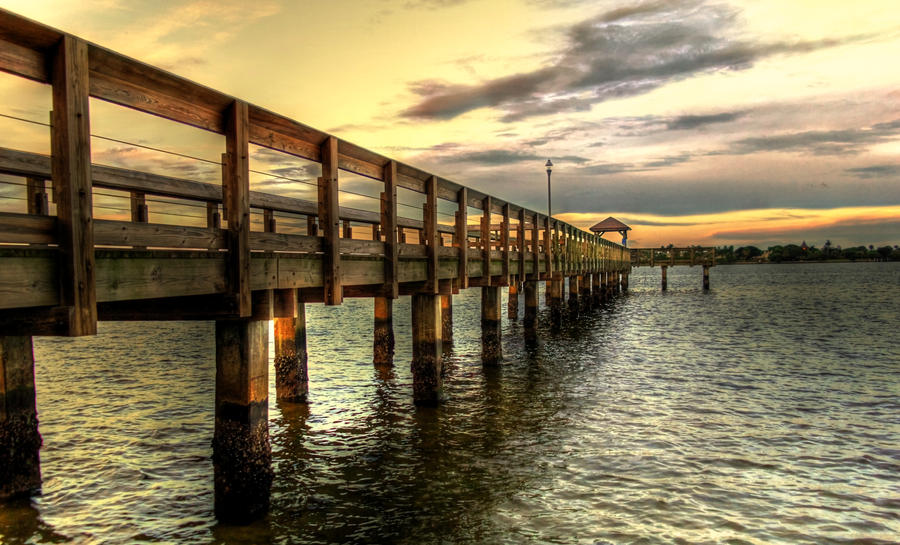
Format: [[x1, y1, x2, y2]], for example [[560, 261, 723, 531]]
[[441, 294, 453, 347], [523, 280, 538, 330], [273, 290, 308, 403], [0, 336, 42, 499], [213, 318, 272, 522], [580, 273, 592, 309], [481, 286, 502, 365], [568, 275, 580, 312], [550, 277, 564, 325], [373, 297, 395, 367], [606, 272, 615, 299], [622, 272, 629, 292], [592, 272, 602, 306], [703, 265, 710, 290], [507, 281, 519, 320], [661, 265, 668, 291], [411, 293, 442, 405]]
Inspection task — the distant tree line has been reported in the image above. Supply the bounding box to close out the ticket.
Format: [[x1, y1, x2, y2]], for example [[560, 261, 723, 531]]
[[714, 241, 900, 264]]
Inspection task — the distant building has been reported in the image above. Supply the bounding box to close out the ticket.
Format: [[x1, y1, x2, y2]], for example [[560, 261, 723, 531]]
[[800, 240, 809, 251], [590, 217, 631, 247]]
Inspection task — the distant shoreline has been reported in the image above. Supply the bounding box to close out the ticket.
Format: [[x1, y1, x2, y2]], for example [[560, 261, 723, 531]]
[[722, 259, 888, 265]]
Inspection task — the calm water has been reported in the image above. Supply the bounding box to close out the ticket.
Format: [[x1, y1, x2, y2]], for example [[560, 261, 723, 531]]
[[1, 263, 899, 544]]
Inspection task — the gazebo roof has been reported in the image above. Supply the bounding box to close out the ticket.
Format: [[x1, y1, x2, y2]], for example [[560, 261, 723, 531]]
[[589, 217, 631, 233]]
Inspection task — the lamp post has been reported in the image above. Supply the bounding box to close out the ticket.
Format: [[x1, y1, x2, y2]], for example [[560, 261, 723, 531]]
[[545, 159, 553, 218]]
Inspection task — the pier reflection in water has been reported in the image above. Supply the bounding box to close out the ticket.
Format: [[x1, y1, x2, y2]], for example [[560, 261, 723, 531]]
[[1, 263, 898, 544]]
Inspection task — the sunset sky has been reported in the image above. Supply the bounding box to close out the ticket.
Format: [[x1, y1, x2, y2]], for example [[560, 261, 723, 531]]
[[1, 0, 898, 248]]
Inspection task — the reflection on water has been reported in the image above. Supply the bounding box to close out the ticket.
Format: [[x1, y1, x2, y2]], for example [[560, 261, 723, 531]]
[[2, 263, 899, 544]]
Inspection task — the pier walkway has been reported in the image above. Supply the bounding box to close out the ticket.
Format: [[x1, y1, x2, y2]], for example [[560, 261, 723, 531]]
[[630, 247, 715, 290], [0, 9, 630, 521]]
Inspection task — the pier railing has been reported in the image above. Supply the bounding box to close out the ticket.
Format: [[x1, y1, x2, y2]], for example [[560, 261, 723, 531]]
[[0, 9, 628, 336], [630, 247, 716, 268]]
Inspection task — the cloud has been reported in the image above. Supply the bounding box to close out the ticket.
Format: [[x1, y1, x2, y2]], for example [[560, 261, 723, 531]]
[[845, 164, 900, 179], [724, 119, 900, 156], [642, 153, 693, 168], [665, 111, 747, 131], [401, 0, 869, 122]]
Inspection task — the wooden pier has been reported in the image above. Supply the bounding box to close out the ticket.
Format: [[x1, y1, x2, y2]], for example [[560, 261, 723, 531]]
[[630, 247, 715, 290], [0, 10, 631, 520]]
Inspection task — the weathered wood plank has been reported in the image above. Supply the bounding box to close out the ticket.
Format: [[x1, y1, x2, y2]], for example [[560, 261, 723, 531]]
[[52, 35, 96, 336], [481, 195, 491, 284], [381, 161, 399, 298], [455, 187, 468, 290], [94, 219, 225, 249], [223, 100, 251, 316], [424, 175, 438, 294], [0, 212, 56, 244], [319, 136, 342, 305]]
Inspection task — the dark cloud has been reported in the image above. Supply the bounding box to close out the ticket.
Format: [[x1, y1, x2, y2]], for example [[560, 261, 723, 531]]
[[401, 1, 867, 121], [642, 153, 693, 168], [845, 164, 900, 179], [666, 111, 747, 130], [438, 149, 555, 165], [724, 119, 900, 156]]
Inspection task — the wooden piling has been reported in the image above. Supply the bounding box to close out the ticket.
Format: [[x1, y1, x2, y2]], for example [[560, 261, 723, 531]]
[[568, 275, 579, 309], [550, 276, 563, 325], [481, 286, 502, 365], [622, 272, 629, 292], [703, 265, 710, 290], [580, 273, 592, 307], [523, 280, 538, 330], [441, 294, 453, 346], [411, 294, 442, 405], [213, 318, 272, 522], [592, 272, 601, 306], [273, 289, 307, 403], [661, 265, 668, 291], [507, 281, 519, 320], [373, 297, 395, 367], [0, 336, 42, 499]]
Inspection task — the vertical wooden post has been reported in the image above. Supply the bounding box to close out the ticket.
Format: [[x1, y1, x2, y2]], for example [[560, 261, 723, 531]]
[[581, 273, 592, 307], [342, 220, 352, 239], [507, 281, 519, 320], [517, 208, 526, 280], [531, 213, 540, 281], [0, 336, 42, 499], [455, 188, 469, 290], [306, 215, 317, 236], [26, 178, 49, 216], [130, 191, 149, 249], [549, 276, 563, 326], [500, 203, 510, 286], [622, 272, 629, 292], [568, 274, 579, 310], [263, 209, 276, 235], [373, 297, 395, 367], [213, 317, 272, 522], [481, 196, 492, 284], [274, 289, 307, 402], [592, 271, 601, 306], [424, 176, 439, 294], [319, 136, 342, 305], [207, 202, 221, 229], [523, 280, 538, 330], [661, 265, 668, 291], [411, 294, 442, 405], [703, 265, 710, 290], [51, 35, 96, 336], [544, 215, 552, 279], [382, 161, 399, 299], [481, 286, 502, 365], [441, 294, 453, 346], [223, 100, 251, 317]]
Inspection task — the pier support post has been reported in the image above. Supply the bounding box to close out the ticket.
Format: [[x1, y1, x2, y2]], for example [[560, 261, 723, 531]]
[[0, 336, 41, 499], [213, 319, 272, 522], [549, 277, 563, 326], [592, 273, 601, 306], [568, 275, 579, 311], [606, 272, 615, 299], [661, 265, 668, 291], [481, 286, 502, 365], [580, 274, 592, 308], [523, 280, 538, 330], [374, 297, 395, 367], [411, 294, 442, 405], [441, 294, 453, 347], [703, 265, 710, 290], [622, 272, 629, 292], [274, 290, 307, 403], [507, 281, 519, 320]]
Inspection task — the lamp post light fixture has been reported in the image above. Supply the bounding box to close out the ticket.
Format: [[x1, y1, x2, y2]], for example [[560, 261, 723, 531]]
[[545, 159, 553, 218]]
